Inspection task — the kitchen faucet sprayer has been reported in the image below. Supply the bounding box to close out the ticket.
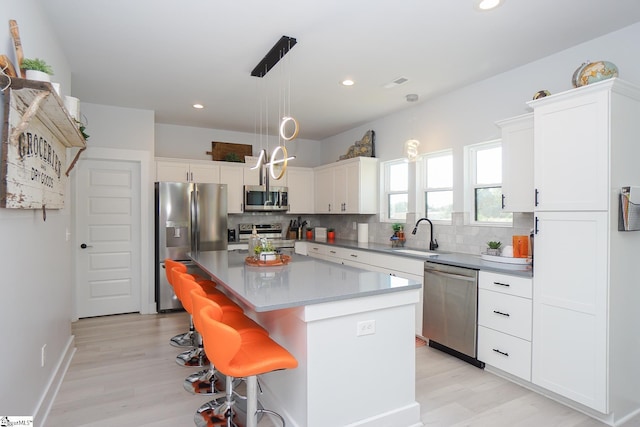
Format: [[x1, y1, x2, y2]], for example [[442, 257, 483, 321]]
[[412, 218, 438, 251]]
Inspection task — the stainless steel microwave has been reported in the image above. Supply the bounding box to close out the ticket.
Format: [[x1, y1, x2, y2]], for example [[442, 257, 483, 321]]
[[243, 185, 289, 212]]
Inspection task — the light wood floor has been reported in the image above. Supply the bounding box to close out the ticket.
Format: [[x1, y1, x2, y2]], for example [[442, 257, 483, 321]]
[[47, 313, 639, 427]]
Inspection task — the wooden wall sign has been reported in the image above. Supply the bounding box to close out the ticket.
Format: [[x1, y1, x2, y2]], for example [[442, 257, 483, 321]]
[[1, 77, 86, 209], [206, 141, 252, 162]]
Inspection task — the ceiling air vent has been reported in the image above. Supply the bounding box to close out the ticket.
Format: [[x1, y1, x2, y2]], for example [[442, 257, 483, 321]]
[[384, 76, 409, 88]]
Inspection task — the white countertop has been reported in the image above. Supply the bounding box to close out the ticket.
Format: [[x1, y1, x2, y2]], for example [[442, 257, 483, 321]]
[[189, 250, 422, 312]]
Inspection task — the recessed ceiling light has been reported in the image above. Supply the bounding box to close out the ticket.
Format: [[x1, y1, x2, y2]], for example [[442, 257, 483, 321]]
[[475, 0, 503, 11], [341, 79, 355, 86], [193, 103, 204, 109]]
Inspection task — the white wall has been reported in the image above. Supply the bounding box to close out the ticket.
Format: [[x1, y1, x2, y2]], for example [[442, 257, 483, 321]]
[[0, 0, 74, 422], [155, 123, 323, 167]]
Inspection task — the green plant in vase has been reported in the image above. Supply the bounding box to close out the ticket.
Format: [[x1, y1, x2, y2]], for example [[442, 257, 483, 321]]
[[21, 58, 54, 82], [486, 241, 502, 256]]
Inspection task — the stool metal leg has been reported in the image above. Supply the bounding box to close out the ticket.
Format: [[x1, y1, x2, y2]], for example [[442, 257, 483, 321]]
[[176, 331, 209, 367], [170, 316, 196, 347], [246, 376, 257, 427], [183, 367, 222, 395]]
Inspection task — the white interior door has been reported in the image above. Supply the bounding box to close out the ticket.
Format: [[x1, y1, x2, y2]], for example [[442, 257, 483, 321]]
[[75, 159, 141, 318]]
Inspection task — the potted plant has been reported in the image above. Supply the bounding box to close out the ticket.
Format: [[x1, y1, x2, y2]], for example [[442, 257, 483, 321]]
[[486, 241, 502, 256], [327, 228, 335, 241], [254, 238, 276, 261], [21, 57, 54, 82], [306, 227, 313, 240]]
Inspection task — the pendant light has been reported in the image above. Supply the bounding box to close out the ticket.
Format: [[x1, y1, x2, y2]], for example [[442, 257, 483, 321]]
[[250, 36, 297, 180], [404, 94, 420, 162]]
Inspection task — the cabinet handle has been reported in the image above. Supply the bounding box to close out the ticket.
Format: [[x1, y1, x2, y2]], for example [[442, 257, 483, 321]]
[[330, 250, 336, 254], [501, 194, 505, 209], [350, 254, 358, 258], [186, 171, 189, 181], [535, 216, 539, 235], [328, 203, 331, 212], [493, 348, 509, 357], [534, 188, 539, 206], [493, 310, 510, 317], [493, 281, 510, 287]]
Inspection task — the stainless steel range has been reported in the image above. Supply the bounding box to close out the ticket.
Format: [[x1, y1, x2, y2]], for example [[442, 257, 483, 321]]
[[238, 223, 295, 251]]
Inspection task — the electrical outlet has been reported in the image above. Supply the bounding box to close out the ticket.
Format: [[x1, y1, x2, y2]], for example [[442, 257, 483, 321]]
[[41, 344, 47, 367], [352, 221, 357, 230], [357, 320, 375, 336]]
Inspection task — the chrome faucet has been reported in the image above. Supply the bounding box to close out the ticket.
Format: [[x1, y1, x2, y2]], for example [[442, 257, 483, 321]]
[[412, 218, 439, 251]]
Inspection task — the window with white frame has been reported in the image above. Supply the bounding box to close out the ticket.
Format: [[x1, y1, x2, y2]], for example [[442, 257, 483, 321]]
[[422, 151, 453, 222], [466, 140, 512, 224], [383, 159, 408, 221]]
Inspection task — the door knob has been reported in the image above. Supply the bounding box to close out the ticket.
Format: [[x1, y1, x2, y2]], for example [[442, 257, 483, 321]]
[[80, 243, 93, 249]]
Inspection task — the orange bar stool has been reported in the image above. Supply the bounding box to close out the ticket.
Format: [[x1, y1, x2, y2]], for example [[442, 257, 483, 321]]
[[164, 259, 203, 348], [174, 272, 245, 368], [194, 303, 298, 427], [185, 287, 268, 396]]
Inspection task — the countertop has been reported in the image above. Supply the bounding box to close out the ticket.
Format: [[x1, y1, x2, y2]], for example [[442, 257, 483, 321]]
[[302, 238, 533, 278], [189, 250, 422, 312]]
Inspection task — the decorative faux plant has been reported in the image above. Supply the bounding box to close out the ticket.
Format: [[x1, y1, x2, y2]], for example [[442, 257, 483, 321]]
[[487, 241, 502, 249], [75, 119, 89, 141], [392, 223, 403, 233], [20, 57, 54, 75], [224, 152, 242, 162], [253, 238, 275, 255], [486, 241, 502, 255]]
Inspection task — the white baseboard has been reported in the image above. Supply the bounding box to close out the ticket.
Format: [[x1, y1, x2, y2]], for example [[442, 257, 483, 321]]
[[35, 335, 76, 427]]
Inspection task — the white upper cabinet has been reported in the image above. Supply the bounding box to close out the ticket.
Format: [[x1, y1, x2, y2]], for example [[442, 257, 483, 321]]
[[531, 87, 610, 211], [219, 164, 245, 213], [496, 113, 534, 212], [285, 167, 315, 214], [314, 157, 378, 214], [156, 159, 220, 183]]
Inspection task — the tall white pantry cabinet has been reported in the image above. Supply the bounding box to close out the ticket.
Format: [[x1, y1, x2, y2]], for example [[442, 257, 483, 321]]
[[529, 78, 640, 423]]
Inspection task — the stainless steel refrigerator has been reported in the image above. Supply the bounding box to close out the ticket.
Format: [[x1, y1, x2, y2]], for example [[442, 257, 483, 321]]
[[155, 182, 228, 312]]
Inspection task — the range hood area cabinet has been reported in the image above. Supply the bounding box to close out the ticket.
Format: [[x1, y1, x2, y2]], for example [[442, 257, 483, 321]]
[[496, 113, 534, 213], [529, 78, 640, 421], [313, 156, 378, 214]]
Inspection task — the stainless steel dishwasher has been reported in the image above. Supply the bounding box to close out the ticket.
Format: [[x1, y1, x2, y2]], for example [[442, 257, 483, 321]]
[[423, 261, 484, 368]]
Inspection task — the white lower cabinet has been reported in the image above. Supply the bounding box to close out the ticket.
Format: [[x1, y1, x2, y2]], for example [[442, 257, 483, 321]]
[[477, 271, 532, 381], [296, 242, 424, 334], [478, 327, 531, 381]]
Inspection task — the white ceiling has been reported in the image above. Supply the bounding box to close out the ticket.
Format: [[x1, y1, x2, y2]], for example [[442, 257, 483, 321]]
[[38, 0, 640, 140]]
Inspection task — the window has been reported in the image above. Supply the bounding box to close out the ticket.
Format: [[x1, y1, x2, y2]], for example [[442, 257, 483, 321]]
[[466, 140, 512, 224], [423, 151, 453, 222], [383, 159, 408, 221]]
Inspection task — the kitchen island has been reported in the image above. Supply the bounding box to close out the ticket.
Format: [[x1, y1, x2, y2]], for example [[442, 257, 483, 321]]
[[190, 250, 424, 427]]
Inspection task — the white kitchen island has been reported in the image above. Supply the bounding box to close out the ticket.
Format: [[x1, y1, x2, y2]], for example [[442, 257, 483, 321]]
[[190, 250, 423, 427]]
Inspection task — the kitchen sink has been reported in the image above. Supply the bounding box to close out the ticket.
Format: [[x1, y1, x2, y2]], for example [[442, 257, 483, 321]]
[[391, 249, 440, 257]]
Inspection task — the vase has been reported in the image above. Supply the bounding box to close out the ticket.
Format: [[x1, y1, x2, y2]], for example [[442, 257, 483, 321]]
[[25, 69, 51, 82], [327, 231, 335, 241], [306, 230, 313, 240]]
